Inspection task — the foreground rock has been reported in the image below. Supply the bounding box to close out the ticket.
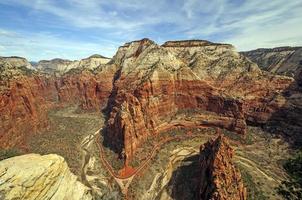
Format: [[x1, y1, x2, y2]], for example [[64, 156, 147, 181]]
[[199, 135, 246, 200], [0, 154, 92, 200]]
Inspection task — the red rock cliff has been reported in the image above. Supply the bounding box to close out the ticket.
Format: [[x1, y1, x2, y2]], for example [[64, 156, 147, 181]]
[[198, 135, 247, 200], [104, 39, 292, 162], [0, 60, 116, 149]]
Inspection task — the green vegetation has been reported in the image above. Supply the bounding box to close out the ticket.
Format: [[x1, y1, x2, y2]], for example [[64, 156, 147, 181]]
[[222, 128, 254, 145], [237, 165, 268, 200], [27, 106, 102, 176], [277, 150, 302, 200], [0, 148, 22, 161]]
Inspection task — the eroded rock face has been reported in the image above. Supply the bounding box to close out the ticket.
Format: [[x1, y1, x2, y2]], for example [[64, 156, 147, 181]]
[[0, 154, 92, 200], [198, 135, 246, 200], [0, 61, 116, 149], [0, 61, 57, 149], [104, 39, 292, 161], [241, 47, 302, 78], [36, 54, 111, 74], [0, 56, 34, 70], [242, 47, 302, 146]]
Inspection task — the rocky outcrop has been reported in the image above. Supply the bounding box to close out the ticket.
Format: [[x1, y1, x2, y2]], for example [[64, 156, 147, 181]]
[[0, 154, 92, 200], [0, 56, 34, 70], [0, 60, 57, 149], [55, 65, 117, 110], [0, 60, 116, 150], [104, 39, 292, 162], [241, 47, 302, 78], [198, 135, 246, 200], [36, 54, 111, 74], [242, 47, 302, 146]]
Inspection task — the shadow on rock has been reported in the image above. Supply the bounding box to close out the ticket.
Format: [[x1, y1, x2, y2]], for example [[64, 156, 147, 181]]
[[167, 155, 200, 200]]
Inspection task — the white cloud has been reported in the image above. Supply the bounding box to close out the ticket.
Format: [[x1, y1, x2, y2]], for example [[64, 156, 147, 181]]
[[0, 29, 118, 61], [0, 0, 302, 60]]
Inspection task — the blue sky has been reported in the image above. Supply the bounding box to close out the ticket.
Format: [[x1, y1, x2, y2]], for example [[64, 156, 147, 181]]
[[0, 0, 302, 61]]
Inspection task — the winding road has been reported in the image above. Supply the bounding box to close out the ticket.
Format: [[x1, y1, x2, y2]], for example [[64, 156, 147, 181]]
[[94, 128, 201, 196]]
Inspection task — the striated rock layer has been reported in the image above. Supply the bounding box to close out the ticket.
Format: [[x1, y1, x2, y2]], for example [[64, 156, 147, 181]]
[[241, 46, 302, 78], [0, 154, 92, 200], [36, 54, 111, 74], [198, 135, 246, 200], [0, 59, 116, 149], [104, 38, 292, 161], [242, 47, 302, 146]]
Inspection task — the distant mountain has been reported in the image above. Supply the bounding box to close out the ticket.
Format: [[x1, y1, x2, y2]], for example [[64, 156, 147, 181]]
[[241, 46, 302, 79], [36, 54, 111, 74], [0, 56, 34, 70]]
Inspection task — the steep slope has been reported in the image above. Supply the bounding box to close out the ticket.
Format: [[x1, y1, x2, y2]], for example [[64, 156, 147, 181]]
[[36, 54, 111, 74], [0, 60, 57, 149], [199, 135, 246, 200], [0, 154, 92, 200], [241, 47, 302, 78], [242, 47, 302, 146], [0, 56, 34, 70], [104, 38, 292, 162], [0, 60, 117, 149]]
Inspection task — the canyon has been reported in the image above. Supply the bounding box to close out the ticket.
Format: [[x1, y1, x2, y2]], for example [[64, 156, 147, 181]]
[[0, 39, 301, 200]]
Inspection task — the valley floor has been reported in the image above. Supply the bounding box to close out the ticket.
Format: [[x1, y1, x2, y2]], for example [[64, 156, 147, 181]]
[[1, 106, 293, 200]]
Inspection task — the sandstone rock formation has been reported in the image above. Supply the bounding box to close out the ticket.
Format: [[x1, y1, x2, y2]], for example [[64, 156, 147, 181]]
[[198, 135, 246, 200], [104, 38, 292, 162], [0, 154, 92, 200], [0, 60, 57, 149], [242, 46, 302, 146], [0, 59, 116, 149], [36, 54, 111, 74], [0, 56, 34, 70], [0, 39, 297, 161], [241, 47, 302, 78]]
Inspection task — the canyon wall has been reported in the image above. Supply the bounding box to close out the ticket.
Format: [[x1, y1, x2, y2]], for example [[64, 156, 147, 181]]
[[0, 59, 116, 149], [1, 40, 297, 159], [198, 135, 246, 200], [104, 39, 292, 161], [241, 47, 302, 78]]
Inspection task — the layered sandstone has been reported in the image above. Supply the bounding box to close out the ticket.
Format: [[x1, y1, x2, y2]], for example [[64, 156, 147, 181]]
[[198, 135, 246, 200], [0, 154, 92, 200], [0, 56, 34, 70], [36, 54, 111, 74], [241, 46, 302, 78], [0, 59, 116, 149], [243, 47, 302, 145], [104, 38, 292, 161], [0, 60, 57, 149]]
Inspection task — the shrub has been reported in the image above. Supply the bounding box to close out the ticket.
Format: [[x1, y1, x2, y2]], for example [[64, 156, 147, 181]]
[[0, 148, 22, 161], [277, 150, 302, 200]]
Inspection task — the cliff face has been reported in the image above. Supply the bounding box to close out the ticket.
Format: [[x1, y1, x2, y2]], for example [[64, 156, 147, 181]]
[[198, 135, 246, 200], [36, 54, 111, 74], [0, 56, 34, 70], [0, 60, 57, 149], [0, 154, 92, 200], [242, 47, 302, 146], [241, 47, 302, 78], [104, 39, 292, 161], [0, 59, 117, 149]]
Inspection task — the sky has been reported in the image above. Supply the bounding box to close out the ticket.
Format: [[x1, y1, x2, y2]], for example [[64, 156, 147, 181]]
[[0, 0, 302, 61]]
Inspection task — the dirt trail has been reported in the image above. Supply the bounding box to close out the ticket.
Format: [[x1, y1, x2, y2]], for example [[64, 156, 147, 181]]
[[95, 130, 204, 197], [80, 129, 101, 188]]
